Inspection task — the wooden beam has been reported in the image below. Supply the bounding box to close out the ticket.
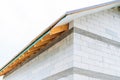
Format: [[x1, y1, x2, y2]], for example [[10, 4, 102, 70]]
[[34, 40, 51, 47], [24, 52, 31, 58], [0, 71, 3, 76], [28, 46, 41, 53], [50, 24, 69, 35], [41, 33, 60, 41]]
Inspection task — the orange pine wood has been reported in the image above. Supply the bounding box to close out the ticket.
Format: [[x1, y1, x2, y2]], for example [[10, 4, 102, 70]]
[[41, 33, 60, 41], [0, 24, 69, 76], [50, 24, 69, 35], [34, 40, 50, 47]]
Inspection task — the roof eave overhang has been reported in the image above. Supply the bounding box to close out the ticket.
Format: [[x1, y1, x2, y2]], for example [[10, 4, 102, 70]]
[[0, 0, 120, 76]]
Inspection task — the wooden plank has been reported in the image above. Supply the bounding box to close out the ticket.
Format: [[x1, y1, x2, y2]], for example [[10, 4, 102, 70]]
[[28, 46, 41, 52], [4, 67, 12, 74], [41, 33, 60, 41], [25, 52, 34, 58], [0, 73, 2, 76], [0, 72, 3, 76], [50, 24, 69, 35], [28, 47, 43, 54], [34, 40, 51, 47]]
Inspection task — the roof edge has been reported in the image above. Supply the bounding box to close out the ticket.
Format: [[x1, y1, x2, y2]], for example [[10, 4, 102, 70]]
[[66, 0, 120, 15], [0, 14, 67, 72]]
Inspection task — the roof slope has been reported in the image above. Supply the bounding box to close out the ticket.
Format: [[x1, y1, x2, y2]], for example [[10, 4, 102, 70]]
[[0, 0, 120, 76]]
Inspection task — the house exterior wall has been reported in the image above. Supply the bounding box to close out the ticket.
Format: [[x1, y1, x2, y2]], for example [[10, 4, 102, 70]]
[[3, 33, 74, 80], [4, 7, 120, 80], [72, 7, 120, 80]]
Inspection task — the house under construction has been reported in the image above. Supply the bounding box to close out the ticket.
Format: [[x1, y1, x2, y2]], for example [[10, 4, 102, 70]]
[[1, 1, 120, 80]]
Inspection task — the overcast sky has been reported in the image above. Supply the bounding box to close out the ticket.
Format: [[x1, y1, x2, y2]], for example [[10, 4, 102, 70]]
[[0, 0, 113, 79]]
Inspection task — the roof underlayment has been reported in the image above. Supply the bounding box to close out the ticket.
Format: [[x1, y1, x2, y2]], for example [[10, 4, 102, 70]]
[[0, 0, 120, 76]]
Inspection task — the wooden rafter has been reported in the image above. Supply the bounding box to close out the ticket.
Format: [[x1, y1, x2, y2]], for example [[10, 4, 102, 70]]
[[0, 24, 69, 76], [50, 24, 69, 35], [41, 33, 61, 41], [34, 40, 50, 47]]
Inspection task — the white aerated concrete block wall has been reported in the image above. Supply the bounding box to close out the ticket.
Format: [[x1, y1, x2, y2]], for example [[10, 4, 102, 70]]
[[74, 7, 120, 42], [73, 7, 120, 79], [58, 75, 73, 80], [4, 7, 120, 80], [74, 33, 120, 76], [4, 34, 74, 80], [73, 74, 101, 80]]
